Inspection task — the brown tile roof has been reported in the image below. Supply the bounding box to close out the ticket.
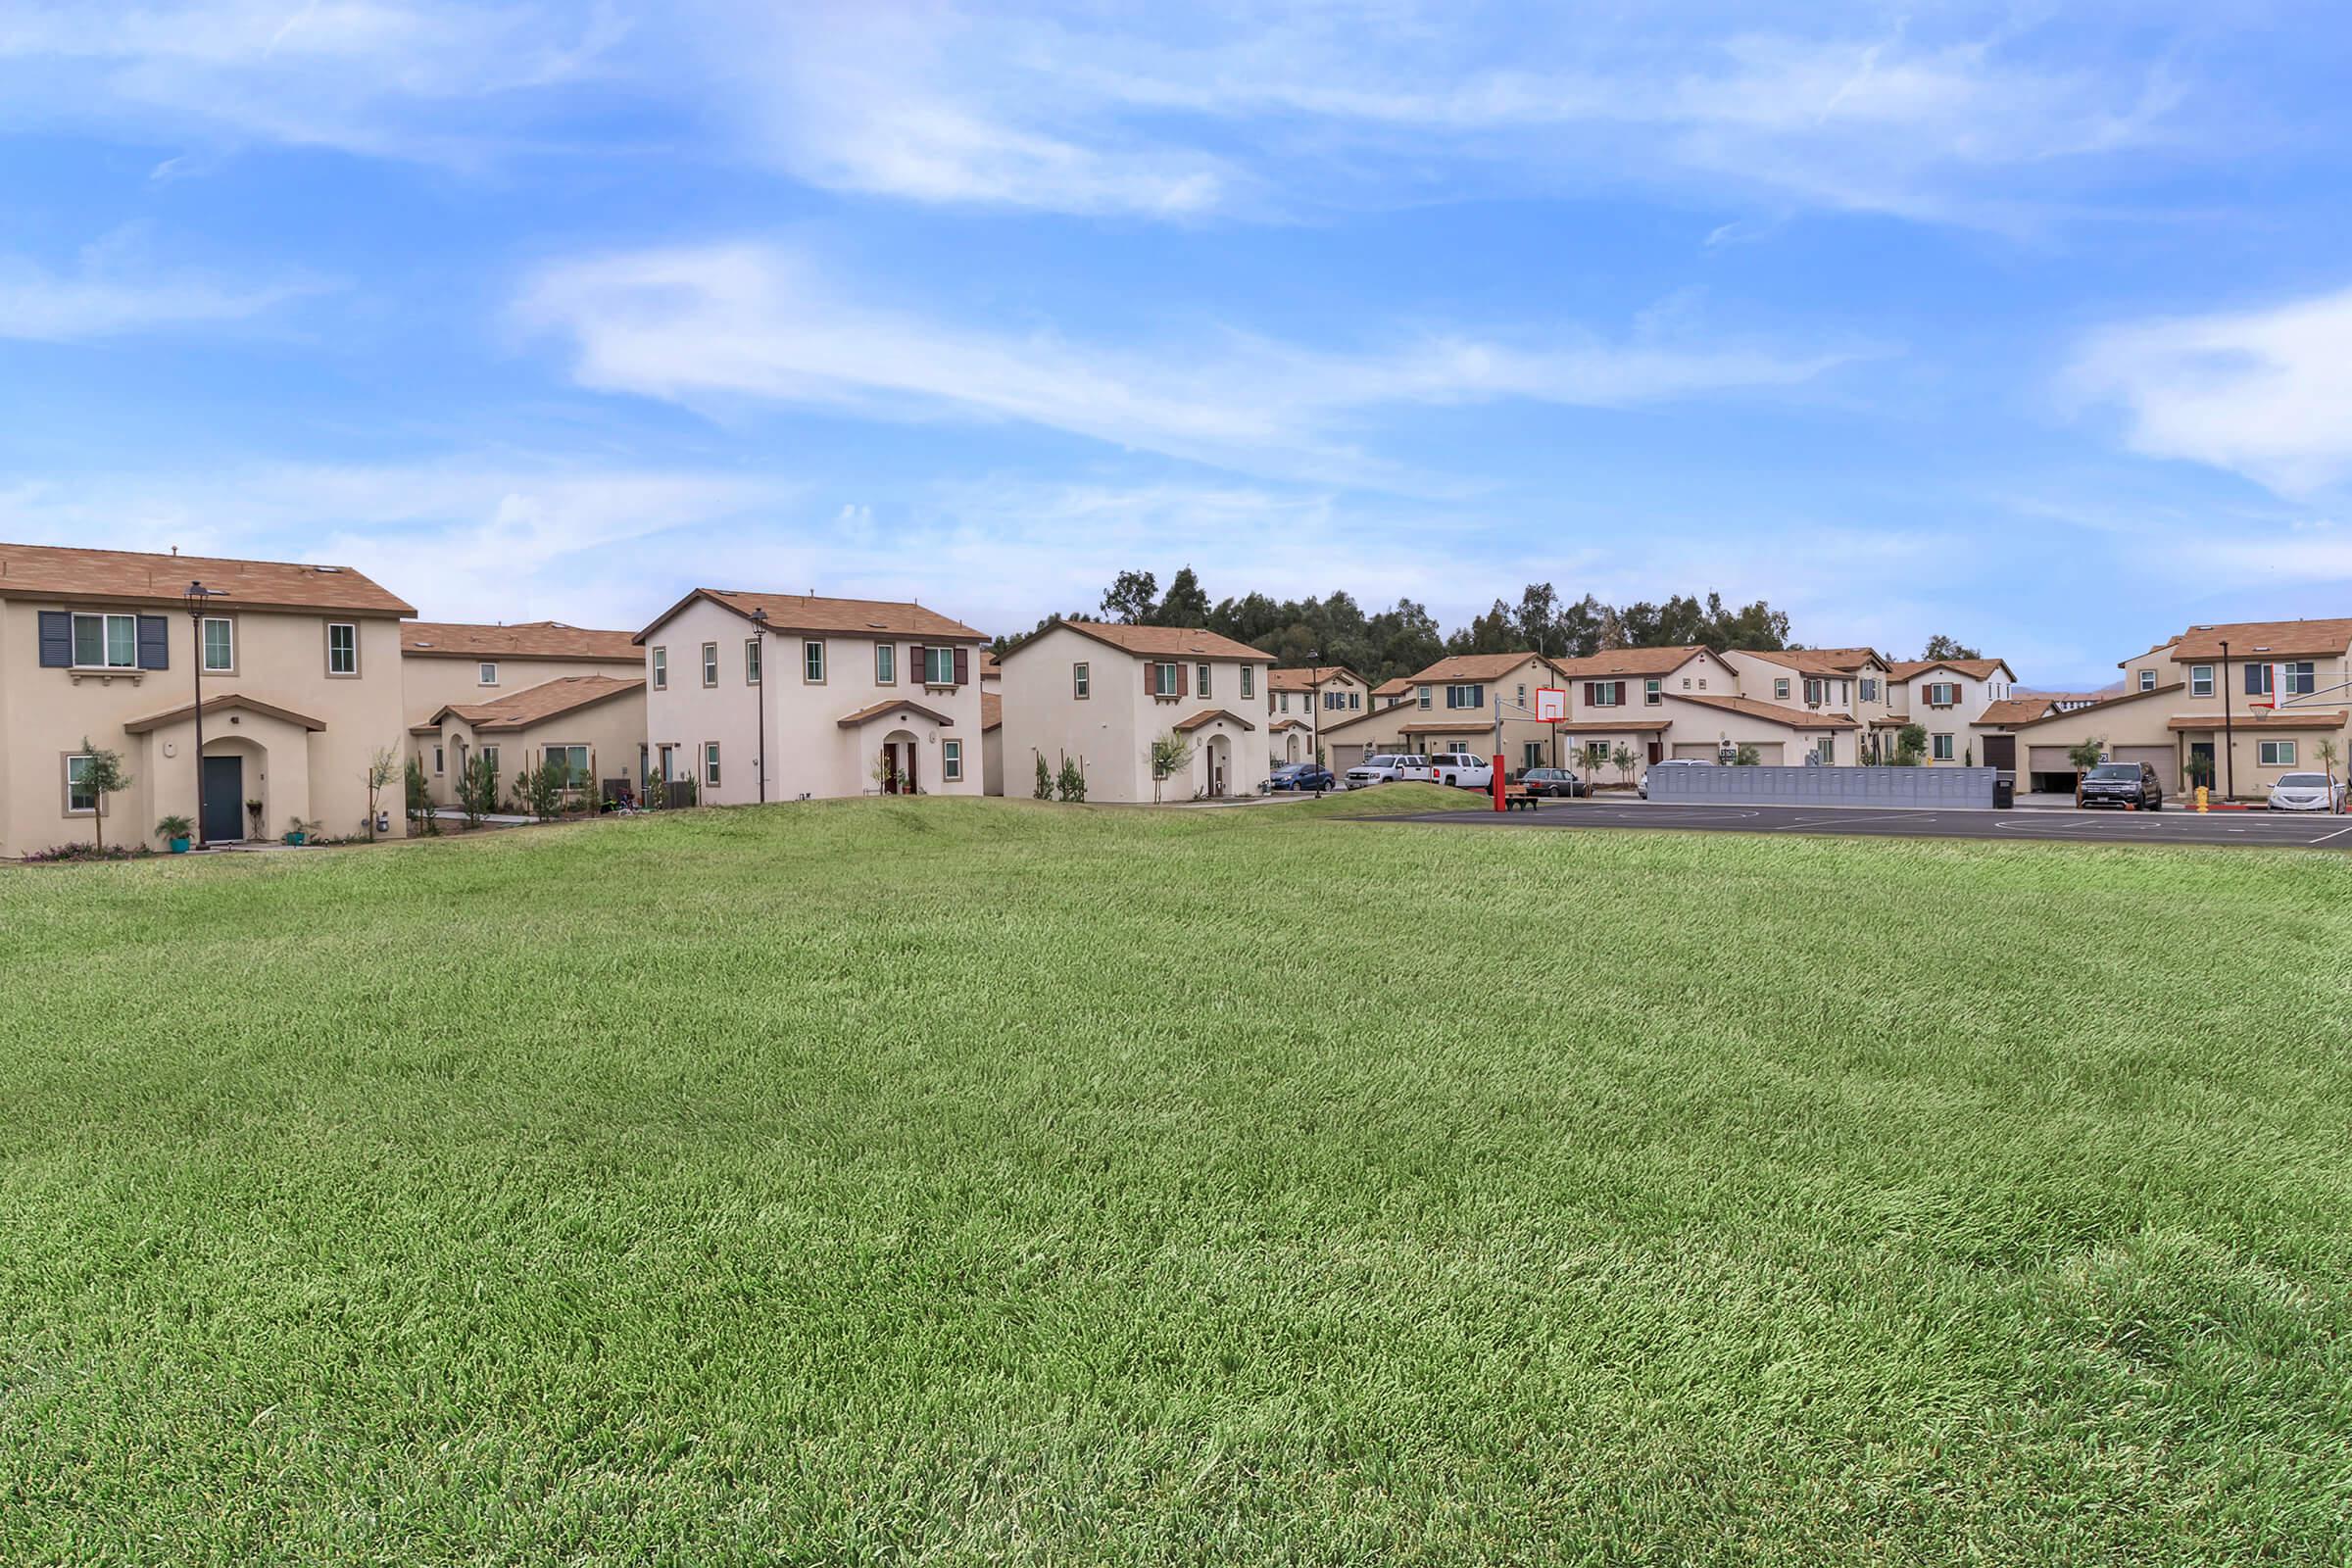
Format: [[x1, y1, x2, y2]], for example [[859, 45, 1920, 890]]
[[1172, 707, 1258, 733], [980, 693, 1002, 732], [0, 540, 414, 616], [2166, 709, 2348, 732], [1552, 646, 1723, 679], [979, 651, 1001, 677], [1551, 718, 1673, 733], [836, 698, 958, 728], [1267, 664, 1360, 692], [1372, 676, 1415, 697], [1036, 619, 1269, 662], [1672, 692, 1859, 730], [2009, 681, 2183, 728], [1738, 646, 1886, 674], [636, 588, 986, 645], [1886, 658, 2012, 681], [122, 693, 328, 734], [1976, 697, 2057, 727], [1268, 717, 1310, 732], [2164, 618, 2352, 662], [1405, 652, 1559, 683], [431, 675, 644, 732], [403, 620, 640, 662]]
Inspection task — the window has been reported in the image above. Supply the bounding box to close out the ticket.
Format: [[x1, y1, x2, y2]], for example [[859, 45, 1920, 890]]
[[652, 647, 668, 690], [1803, 678, 1825, 706], [66, 753, 97, 813], [1349, 691, 1360, 710], [922, 646, 957, 685], [1241, 666, 1255, 700], [704, 742, 721, 786], [2138, 668, 2155, 691], [1152, 662, 1179, 698], [1860, 677, 1878, 704], [803, 640, 825, 683], [72, 612, 137, 669], [480, 746, 499, 776], [1325, 690, 1348, 710], [1697, 678, 1708, 690], [1416, 685, 1431, 710], [745, 639, 762, 685], [2246, 663, 2272, 697], [1774, 677, 1790, 700], [1932, 733, 1954, 760], [433, 745, 445, 775], [2260, 740, 2298, 766], [203, 617, 235, 673], [1681, 677, 1692, 689], [943, 739, 963, 782], [875, 642, 896, 685], [1445, 683, 1484, 710], [1073, 662, 1090, 699], [1586, 740, 1610, 764], [326, 622, 358, 676], [1522, 742, 1544, 772], [1516, 683, 1528, 708], [1591, 682, 1620, 709], [546, 745, 591, 788], [1927, 681, 1958, 707], [2285, 661, 2317, 696], [2190, 664, 2213, 698], [1644, 678, 1661, 707], [1196, 662, 1212, 699]]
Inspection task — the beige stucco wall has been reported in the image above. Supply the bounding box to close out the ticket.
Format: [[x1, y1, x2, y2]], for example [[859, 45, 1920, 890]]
[[0, 598, 409, 856], [1647, 692, 1851, 765], [999, 625, 1271, 803], [1887, 667, 2013, 763], [642, 597, 986, 804], [402, 652, 642, 728], [418, 688, 648, 808]]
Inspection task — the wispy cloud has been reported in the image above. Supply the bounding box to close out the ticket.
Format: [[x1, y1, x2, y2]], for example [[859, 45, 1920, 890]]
[[2064, 282, 2352, 497], [516, 241, 1866, 484], [0, 235, 319, 340]]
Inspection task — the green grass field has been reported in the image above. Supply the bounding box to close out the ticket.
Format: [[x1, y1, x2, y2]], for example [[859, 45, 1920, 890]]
[[5, 789, 2352, 1563]]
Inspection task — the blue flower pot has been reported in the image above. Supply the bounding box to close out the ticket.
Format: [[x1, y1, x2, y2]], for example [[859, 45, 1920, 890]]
[[168, 837, 190, 854]]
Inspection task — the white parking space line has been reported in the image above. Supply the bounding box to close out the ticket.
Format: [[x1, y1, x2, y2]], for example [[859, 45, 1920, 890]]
[[2312, 824, 2352, 845]]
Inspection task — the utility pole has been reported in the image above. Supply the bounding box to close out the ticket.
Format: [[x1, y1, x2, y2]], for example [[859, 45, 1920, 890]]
[[2220, 637, 2235, 801], [184, 581, 211, 847], [751, 606, 769, 803]]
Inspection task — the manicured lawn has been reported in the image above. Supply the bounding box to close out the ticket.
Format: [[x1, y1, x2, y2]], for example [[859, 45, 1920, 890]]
[[4, 789, 2351, 1563]]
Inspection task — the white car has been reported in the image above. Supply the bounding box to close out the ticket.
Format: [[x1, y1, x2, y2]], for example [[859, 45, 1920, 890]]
[[1429, 752, 1494, 789], [1345, 754, 1410, 786], [1638, 757, 1716, 799], [2267, 772, 2347, 812], [1394, 753, 1436, 783]]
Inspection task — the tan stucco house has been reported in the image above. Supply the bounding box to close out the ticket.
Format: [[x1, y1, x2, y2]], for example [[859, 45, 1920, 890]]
[[1266, 663, 1365, 765], [0, 541, 414, 855], [1319, 652, 1565, 773], [1551, 646, 1741, 776], [997, 620, 1272, 802], [401, 619, 645, 802], [636, 589, 990, 803], [412, 675, 647, 808]]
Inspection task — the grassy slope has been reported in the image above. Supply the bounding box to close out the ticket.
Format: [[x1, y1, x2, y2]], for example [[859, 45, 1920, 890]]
[[3, 789, 2350, 1564]]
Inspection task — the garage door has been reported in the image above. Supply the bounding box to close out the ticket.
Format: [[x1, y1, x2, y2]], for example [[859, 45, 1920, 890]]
[[2029, 746, 2078, 775], [1330, 743, 1364, 771], [1746, 742, 1785, 765], [2112, 746, 2174, 773], [1671, 742, 1718, 760], [1981, 734, 2017, 771]]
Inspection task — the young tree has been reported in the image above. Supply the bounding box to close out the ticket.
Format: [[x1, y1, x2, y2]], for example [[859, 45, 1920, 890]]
[[1732, 743, 1762, 766], [1033, 752, 1054, 801], [458, 753, 501, 828], [74, 738, 129, 852], [1894, 723, 1929, 766], [2318, 737, 2343, 810], [1610, 744, 1636, 784], [404, 757, 438, 835], [2067, 738, 2108, 775], [364, 746, 400, 841], [1055, 755, 1087, 803], [1147, 731, 1195, 803]]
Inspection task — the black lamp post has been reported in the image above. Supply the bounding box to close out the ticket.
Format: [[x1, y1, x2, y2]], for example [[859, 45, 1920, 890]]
[[750, 606, 769, 804], [1308, 649, 1325, 794], [184, 581, 211, 847], [2220, 637, 2235, 802]]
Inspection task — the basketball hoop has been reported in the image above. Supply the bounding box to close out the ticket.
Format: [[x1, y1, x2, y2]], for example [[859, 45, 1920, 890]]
[[1534, 686, 1567, 723], [2252, 661, 2286, 710]]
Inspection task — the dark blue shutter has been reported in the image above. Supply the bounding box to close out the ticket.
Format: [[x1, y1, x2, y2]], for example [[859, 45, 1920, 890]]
[[136, 615, 170, 670], [38, 612, 71, 667]]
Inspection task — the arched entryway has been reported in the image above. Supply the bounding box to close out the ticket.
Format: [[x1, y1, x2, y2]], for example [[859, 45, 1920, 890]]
[[877, 728, 920, 794], [200, 735, 270, 842], [1206, 734, 1232, 798], [1284, 733, 1300, 762]]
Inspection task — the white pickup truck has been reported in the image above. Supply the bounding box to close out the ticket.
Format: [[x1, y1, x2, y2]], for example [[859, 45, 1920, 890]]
[[1429, 752, 1495, 789]]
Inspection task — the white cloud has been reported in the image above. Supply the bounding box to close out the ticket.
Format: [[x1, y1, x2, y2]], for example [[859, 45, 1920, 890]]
[[516, 241, 1862, 484], [0, 239, 316, 341], [2065, 283, 2352, 497]]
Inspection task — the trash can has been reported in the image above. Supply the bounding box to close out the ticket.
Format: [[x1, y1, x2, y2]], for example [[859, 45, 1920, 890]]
[[1992, 775, 2015, 809]]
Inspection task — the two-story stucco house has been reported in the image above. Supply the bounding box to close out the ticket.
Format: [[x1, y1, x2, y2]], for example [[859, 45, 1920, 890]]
[[997, 619, 1272, 802], [1318, 652, 1565, 773], [636, 590, 990, 803], [401, 619, 645, 805], [1883, 658, 2018, 765], [1266, 664, 1366, 765], [2010, 618, 2351, 797], [0, 541, 414, 856], [1550, 647, 1743, 776]]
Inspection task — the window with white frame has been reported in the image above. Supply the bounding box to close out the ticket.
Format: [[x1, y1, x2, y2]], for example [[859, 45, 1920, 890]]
[[2138, 669, 2155, 691], [66, 753, 98, 813], [203, 617, 235, 673], [1932, 733, 1954, 760], [2260, 740, 2298, 766], [701, 642, 718, 686], [480, 745, 499, 776], [545, 745, 591, 788], [924, 646, 956, 685], [1586, 740, 1610, 764], [72, 612, 138, 669], [1644, 678, 1661, 707], [1927, 681, 1958, 706], [1445, 683, 1483, 710], [1774, 677, 1790, 700], [943, 739, 963, 782], [1196, 662, 1212, 699], [433, 745, 445, 775], [875, 642, 896, 685], [1073, 662, 1090, 699], [1803, 678, 1826, 706], [2285, 661, 2317, 696], [704, 741, 721, 786], [652, 647, 667, 690], [2190, 664, 2214, 697], [1416, 685, 1432, 710], [1152, 662, 1179, 698], [1241, 666, 1255, 700], [326, 622, 359, 676], [2246, 663, 2273, 697], [745, 639, 762, 685], [1860, 677, 1878, 703], [803, 640, 825, 683]]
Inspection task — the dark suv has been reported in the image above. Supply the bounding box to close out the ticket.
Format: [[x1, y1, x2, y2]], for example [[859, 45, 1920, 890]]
[[2077, 761, 2163, 810]]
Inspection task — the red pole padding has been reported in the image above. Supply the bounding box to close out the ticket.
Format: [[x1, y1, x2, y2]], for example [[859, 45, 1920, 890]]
[[1493, 754, 1506, 811]]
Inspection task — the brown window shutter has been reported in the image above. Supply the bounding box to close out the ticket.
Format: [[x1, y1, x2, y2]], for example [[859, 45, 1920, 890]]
[[1177, 662, 1189, 698], [911, 643, 926, 681], [1614, 681, 1628, 707], [1584, 683, 1597, 705], [1145, 660, 1156, 694], [953, 647, 969, 685]]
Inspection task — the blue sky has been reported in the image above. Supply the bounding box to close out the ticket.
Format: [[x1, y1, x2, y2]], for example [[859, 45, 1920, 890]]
[[4, 1, 2350, 686]]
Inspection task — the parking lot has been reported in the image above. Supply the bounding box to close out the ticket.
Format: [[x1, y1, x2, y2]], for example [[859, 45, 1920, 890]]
[[1367, 799, 2352, 851]]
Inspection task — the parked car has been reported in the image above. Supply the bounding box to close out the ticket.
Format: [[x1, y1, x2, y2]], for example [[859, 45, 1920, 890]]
[[1517, 766, 1586, 798], [1265, 763, 1336, 793], [1429, 752, 1494, 789], [2077, 761, 2163, 810], [1638, 758, 1715, 799], [1345, 754, 1410, 786], [2267, 771, 2348, 812], [1394, 754, 1436, 783]]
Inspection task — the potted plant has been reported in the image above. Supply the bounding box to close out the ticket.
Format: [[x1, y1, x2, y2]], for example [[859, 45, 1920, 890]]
[[245, 798, 265, 837], [156, 813, 193, 854], [283, 816, 317, 846]]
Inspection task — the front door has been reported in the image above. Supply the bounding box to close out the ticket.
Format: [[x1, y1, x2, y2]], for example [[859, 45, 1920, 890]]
[[201, 755, 244, 842], [2189, 740, 2215, 791]]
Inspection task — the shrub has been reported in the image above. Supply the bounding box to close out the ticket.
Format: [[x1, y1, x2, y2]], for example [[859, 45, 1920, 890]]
[[1033, 753, 1054, 801], [457, 754, 501, 829], [1056, 757, 1087, 803], [25, 842, 155, 863]]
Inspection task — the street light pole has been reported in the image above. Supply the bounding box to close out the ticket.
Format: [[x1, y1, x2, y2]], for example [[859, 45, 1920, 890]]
[[2220, 637, 2235, 802], [750, 606, 769, 804], [184, 581, 211, 847], [1308, 649, 1322, 781]]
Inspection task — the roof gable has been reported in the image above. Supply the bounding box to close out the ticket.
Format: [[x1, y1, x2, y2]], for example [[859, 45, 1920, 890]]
[[635, 588, 986, 645], [0, 541, 413, 616], [430, 675, 645, 731], [1010, 619, 1269, 662]]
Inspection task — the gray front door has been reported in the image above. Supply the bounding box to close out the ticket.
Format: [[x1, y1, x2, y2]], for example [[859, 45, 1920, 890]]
[[201, 756, 243, 842]]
